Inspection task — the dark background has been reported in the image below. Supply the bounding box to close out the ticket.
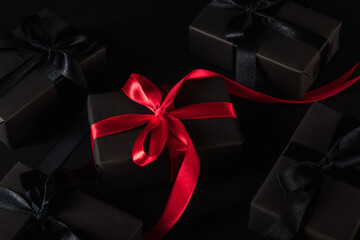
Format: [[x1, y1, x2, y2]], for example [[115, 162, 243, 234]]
[[1, 0, 360, 239]]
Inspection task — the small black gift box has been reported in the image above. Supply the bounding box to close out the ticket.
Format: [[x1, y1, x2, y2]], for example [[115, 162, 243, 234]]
[[87, 76, 243, 192], [189, 1, 341, 98], [0, 162, 142, 240], [0, 9, 106, 148], [249, 102, 360, 240]]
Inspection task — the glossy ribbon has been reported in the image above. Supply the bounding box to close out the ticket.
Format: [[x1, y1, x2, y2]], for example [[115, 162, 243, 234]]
[[0, 170, 78, 240], [0, 13, 97, 98], [209, 0, 328, 89], [91, 65, 360, 240], [260, 127, 360, 240]]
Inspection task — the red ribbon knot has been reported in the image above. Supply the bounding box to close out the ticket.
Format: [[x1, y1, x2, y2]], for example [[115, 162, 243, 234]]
[[154, 107, 166, 116]]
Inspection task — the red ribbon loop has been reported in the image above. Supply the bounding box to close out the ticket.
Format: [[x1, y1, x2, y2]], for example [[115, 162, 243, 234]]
[[123, 73, 163, 112], [91, 65, 360, 240], [133, 117, 168, 166]]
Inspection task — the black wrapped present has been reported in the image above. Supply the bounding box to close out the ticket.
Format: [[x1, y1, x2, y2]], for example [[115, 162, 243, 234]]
[[189, 1, 341, 98], [0, 9, 106, 148], [88, 75, 243, 192], [249, 102, 360, 240], [0, 162, 142, 240]]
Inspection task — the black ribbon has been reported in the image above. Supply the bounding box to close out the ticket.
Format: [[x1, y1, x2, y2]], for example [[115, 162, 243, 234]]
[[0, 13, 97, 98], [260, 127, 360, 240], [209, 0, 329, 89], [0, 170, 79, 240], [38, 105, 90, 175]]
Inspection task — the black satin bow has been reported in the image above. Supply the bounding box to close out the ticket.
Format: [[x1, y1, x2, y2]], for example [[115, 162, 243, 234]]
[[260, 127, 360, 240], [0, 170, 79, 240], [0, 13, 97, 98], [209, 0, 328, 89]]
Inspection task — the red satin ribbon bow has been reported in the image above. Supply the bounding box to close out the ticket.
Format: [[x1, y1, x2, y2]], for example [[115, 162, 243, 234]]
[[91, 65, 360, 240]]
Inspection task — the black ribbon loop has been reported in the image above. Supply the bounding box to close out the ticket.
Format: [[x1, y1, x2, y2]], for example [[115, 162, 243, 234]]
[[0, 13, 97, 98], [0, 170, 79, 240], [260, 127, 360, 240], [209, 0, 329, 90]]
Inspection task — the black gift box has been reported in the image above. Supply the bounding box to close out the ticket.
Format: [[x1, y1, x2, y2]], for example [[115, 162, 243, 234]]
[[0, 9, 106, 148], [189, 1, 341, 98], [0, 162, 142, 240], [248, 102, 360, 240], [88, 76, 244, 192]]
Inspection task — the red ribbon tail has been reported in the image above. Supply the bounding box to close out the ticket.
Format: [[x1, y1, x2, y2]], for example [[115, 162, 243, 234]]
[[144, 118, 200, 240], [300, 63, 360, 102], [184, 64, 360, 103], [167, 132, 187, 183]]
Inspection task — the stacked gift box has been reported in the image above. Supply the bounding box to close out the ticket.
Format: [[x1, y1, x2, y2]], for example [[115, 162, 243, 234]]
[[0, 1, 359, 240]]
